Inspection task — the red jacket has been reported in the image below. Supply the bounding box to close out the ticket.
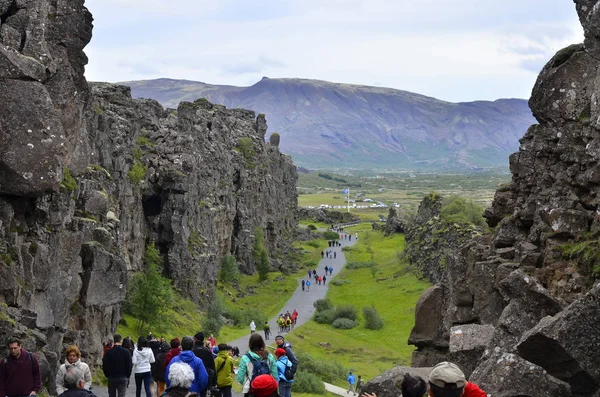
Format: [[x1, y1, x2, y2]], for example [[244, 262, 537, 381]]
[[163, 347, 181, 371], [0, 349, 41, 397], [464, 382, 487, 397]]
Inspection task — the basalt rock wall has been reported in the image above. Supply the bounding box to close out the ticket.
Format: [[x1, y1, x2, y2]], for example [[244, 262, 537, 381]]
[[0, 0, 297, 392], [398, 2, 600, 396]]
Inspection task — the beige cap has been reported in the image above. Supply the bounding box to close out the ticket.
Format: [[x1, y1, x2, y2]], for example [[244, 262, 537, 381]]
[[429, 362, 466, 388]]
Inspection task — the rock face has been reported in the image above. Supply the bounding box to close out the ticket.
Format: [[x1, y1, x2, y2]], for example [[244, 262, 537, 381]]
[[0, 1, 298, 392], [392, 2, 600, 396]]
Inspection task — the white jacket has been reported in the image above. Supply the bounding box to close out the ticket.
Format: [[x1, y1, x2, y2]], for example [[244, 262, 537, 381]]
[[133, 347, 155, 373], [55, 359, 92, 394]]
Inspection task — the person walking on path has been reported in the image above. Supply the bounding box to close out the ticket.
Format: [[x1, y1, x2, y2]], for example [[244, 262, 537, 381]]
[[324, 265, 328, 275], [329, 266, 333, 275], [165, 337, 209, 395], [305, 280, 311, 291], [249, 321, 256, 334], [274, 336, 298, 375], [56, 345, 93, 395], [102, 334, 133, 397], [192, 332, 216, 397], [301, 280, 305, 291], [347, 372, 356, 396], [58, 367, 97, 397], [323, 275, 327, 284], [0, 337, 41, 397], [236, 334, 278, 396], [263, 322, 271, 340], [214, 344, 234, 397], [133, 336, 155, 397], [274, 349, 293, 397]]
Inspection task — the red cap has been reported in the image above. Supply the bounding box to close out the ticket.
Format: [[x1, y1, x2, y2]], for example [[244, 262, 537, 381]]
[[251, 374, 278, 397], [275, 348, 286, 357]]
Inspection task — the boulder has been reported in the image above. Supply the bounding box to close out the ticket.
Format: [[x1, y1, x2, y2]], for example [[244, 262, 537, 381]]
[[360, 366, 432, 397], [517, 284, 600, 396], [408, 285, 446, 349], [471, 350, 572, 397]]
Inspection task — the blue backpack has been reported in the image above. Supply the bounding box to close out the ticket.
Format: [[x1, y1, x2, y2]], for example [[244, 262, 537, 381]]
[[246, 352, 271, 382]]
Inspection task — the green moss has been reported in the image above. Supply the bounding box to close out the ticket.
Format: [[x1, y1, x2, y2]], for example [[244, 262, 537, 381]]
[[92, 103, 103, 115], [136, 132, 155, 148], [198, 200, 210, 208], [1, 252, 12, 265], [234, 137, 256, 168], [188, 231, 205, 256], [61, 167, 78, 192], [133, 147, 145, 161], [128, 161, 147, 185]]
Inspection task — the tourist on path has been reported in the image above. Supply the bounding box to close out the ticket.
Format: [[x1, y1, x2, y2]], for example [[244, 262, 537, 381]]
[[133, 336, 155, 397], [162, 362, 198, 397], [250, 321, 256, 334], [301, 280, 305, 291], [236, 334, 278, 395], [347, 372, 356, 395], [305, 280, 311, 291], [214, 344, 235, 397], [56, 345, 92, 395], [163, 338, 182, 372], [192, 332, 216, 397], [263, 322, 271, 340], [102, 334, 133, 397], [274, 335, 298, 375], [274, 348, 293, 397], [165, 337, 209, 395], [0, 337, 41, 397], [58, 367, 97, 397]]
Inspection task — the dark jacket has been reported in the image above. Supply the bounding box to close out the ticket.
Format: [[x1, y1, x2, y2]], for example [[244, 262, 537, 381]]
[[58, 389, 98, 397], [192, 343, 216, 386], [0, 349, 41, 397], [276, 342, 298, 373], [102, 345, 133, 379]]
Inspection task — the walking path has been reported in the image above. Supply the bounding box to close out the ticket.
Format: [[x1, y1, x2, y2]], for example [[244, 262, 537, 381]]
[[324, 381, 353, 396], [227, 233, 357, 351], [93, 231, 357, 397]]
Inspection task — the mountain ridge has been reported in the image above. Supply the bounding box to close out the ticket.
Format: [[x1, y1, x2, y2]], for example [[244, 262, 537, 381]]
[[122, 77, 536, 170]]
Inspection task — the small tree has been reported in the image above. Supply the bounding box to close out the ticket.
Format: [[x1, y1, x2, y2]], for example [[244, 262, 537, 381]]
[[126, 242, 173, 331], [202, 295, 225, 336], [219, 255, 239, 283], [253, 227, 270, 281]]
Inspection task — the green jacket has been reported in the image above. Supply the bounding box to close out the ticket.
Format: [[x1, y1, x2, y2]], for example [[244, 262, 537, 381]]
[[214, 351, 234, 388]]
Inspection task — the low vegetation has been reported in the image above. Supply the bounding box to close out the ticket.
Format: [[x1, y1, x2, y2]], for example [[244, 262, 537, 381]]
[[440, 195, 487, 228]]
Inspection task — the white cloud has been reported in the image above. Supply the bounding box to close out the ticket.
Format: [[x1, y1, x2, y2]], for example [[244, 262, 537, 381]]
[[84, 0, 584, 102]]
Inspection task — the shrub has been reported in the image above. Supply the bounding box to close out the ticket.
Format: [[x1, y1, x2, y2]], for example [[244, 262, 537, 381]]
[[313, 308, 336, 324], [252, 227, 270, 281], [307, 224, 317, 231], [313, 298, 333, 312], [291, 371, 326, 394], [306, 240, 321, 248], [225, 307, 267, 327], [440, 195, 486, 228], [295, 352, 347, 383], [330, 279, 350, 286], [235, 137, 255, 167], [332, 318, 359, 329], [334, 304, 358, 321], [363, 306, 384, 330], [346, 261, 376, 270], [128, 161, 147, 185], [323, 231, 339, 240], [61, 167, 77, 192], [202, 295, 225, 335]]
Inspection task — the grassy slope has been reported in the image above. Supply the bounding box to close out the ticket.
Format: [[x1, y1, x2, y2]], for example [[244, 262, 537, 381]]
[[284, 223, 430, 385]]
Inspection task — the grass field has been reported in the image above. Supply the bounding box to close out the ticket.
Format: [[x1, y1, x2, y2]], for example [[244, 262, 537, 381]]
[[283, 223, 430, 386]]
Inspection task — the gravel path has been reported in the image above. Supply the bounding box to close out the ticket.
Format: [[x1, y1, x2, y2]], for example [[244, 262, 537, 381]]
[[93, 233, 358, 397]]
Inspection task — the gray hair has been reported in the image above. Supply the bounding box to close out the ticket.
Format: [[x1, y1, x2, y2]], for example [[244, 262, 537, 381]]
[[64, 367, 84, 389], [168, 362, 195, 388]]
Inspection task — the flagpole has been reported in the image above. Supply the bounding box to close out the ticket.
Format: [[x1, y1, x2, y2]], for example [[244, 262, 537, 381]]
[[347, 187, 350, 213]]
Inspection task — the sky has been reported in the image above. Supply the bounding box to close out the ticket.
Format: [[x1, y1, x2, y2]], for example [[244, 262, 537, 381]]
[[84, 0, 584, 103]]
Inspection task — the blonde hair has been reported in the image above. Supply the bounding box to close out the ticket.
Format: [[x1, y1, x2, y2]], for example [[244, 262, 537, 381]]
[[65, 345, 81, 358]]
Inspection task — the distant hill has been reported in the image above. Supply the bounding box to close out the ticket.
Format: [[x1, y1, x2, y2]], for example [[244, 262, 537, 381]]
[[122, 77, 536, 170]]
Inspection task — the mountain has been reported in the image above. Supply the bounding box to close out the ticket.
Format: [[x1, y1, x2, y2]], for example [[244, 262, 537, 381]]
[[123, 77, 536, 170]]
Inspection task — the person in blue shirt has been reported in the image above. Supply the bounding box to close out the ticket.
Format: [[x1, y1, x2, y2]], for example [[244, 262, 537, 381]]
[[347, 372, 356, 396], [274, 349, 293, 397], [165, 336, 208, 395]]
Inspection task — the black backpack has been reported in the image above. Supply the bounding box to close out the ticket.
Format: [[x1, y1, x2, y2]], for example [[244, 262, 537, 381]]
[[283, 361, 294, 381]]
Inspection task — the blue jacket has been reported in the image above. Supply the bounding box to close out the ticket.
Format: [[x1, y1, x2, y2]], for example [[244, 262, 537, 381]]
[[165, 351, 209, 393], [276, 356, 293, 383], [347, 373, 356, 385]]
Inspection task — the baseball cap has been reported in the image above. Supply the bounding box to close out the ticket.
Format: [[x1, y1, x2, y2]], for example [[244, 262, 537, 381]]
[[251, 374, 278, 397], [429, 362, 466, 388]]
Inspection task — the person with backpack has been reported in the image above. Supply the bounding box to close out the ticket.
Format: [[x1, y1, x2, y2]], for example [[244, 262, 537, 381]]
[[192, 332, 216, 397], [274, 348, 293, 397], [214, 344, 234, 397], [165, 337, 208, 395], [0, 337, 41, 397], [236, 334, 277, 397], [274, 336, 298, 376], [56, 345, 93, 394], [263, 322, 271, 341]]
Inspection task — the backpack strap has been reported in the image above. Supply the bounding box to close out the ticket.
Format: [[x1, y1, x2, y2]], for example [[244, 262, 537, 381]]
[[216, 359, 227, 373]]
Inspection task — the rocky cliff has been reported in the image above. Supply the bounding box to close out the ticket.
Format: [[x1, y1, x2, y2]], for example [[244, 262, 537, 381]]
[[392, 2, 600, 396], [0, 0, 297, 391]]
